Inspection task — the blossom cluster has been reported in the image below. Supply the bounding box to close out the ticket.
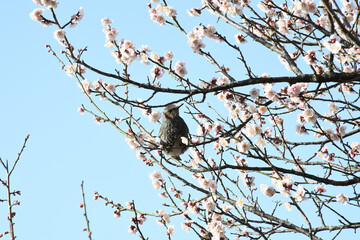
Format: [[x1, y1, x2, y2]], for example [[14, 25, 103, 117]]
[[148, 3, 177, 26], [78, 78, 115, 96], [186, 24, 222, 52]]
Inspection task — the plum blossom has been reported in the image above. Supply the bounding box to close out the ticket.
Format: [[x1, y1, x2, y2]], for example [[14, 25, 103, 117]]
[[128, 225, 137, 234], [338, 124, 346, 137], [181, 222, 192, 232], [249, 88, 260, 99], [279, 55, 291, 71], [198, 178, 217, 192], [148, 111, 161, 123], [150, 66, 165, 79], [163, 6, 177, 17], [283, 201, 292, 211], [274, 174, 293, 197], [243, 123, 262, 137], [236, 198, 244, 208], [78, 107, 85, 115], [149, 8, 165, 25], [101, 17, 112, 26], [164, 51, 174, 61], [30, 8, 45, 22], [277, 19, 290, 34], [303, 49, 317, 65], [314, 184, 327, 193], [260, 184, 276, 197], [258, 106, 267, 115], [288, 83, 302, 97], [294, 185, 307, 202], [237, 141, 251, 153], [328, 102, 339, 113], [255, 137, 266, 148], [336, 193, 349, 204], [69, 7, 84, 27], [349, 142, 360, 157], [235, 33, 247, 44], [187, 201, 200, 214], [302, 108, 317, 123], [149, 170, 164, 190], [78, 79, 91, 94], [174, 61, 188, 77], [295, 124, 308, 135], [220, 203, 233, 213], [41, 0, 59, 9], [206, 220, 226, 240], [241, 173, 255, 188], [323, 34, 342, 54], [203, 198, 215, 212], [187, 8, 202, 16], [105, 83, 115, 93], [166, 225, 175, 236]]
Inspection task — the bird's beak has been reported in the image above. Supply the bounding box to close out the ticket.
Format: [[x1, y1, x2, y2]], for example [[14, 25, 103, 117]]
[[176, 103, 183, 109]]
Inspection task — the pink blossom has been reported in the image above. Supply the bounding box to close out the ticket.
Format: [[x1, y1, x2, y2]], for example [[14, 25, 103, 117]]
[[295, 124, 308, 135], [258, 106, 267, 115], [264, 89, 279, 101], [236, 198, 244, 208], [105, 83, 116, 93], [187, 8, 201, 16], [283, 201, 292, 211], [164, 51, 174, 61], [181, 222, 192, 232], [101, 17, 112, 26], [241, 173, 255, 188], [288, 83, 302, 97], [237, 141, 251, 153], [70, 7, 84, 27], [338, 124, 346, 137], [149, 170, 162, 180], [243, 123, 262, 137], [42, 0, 59, 9], [328, 102, 339, 113], [206, 220, 226, 240], [249, 88, 260, 99], [30, 8, 45, 22], [302, 108, 317, 123], [128, 225, 137, 234], [220, 203, 233, 213], [255, 137, 266, 148], [277, 19, 290, 34], [149, 111, 161, 123], [260, 184, 276, 197], [323, 34, 342, 54], [163, 6, 177, 17], [93, 116, 101, 125], [303, 49, 317, 65], [174, 61, 188, 77], [166, 225, 175, 236], [294, 185, 307, 202], [136, 151, 146, 161], [314, 184, 327, 193], [336, 193, 349, 204], [78, 107, 85, 115], [150, 66, 165, 79], [113, 209, 121, 218], [187, 34, 205, 52], [235, 33, 247, 44], [32, 0, 43, 5]]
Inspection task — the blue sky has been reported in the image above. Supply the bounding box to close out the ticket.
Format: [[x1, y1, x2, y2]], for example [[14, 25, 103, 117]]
[[1, 1, 358, 239]]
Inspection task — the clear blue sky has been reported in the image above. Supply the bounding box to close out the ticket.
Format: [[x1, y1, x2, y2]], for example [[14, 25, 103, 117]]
[[0, 1, 357, 239]]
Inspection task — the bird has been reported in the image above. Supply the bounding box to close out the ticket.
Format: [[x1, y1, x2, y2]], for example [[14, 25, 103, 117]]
[[159, 103, 189, 160]]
